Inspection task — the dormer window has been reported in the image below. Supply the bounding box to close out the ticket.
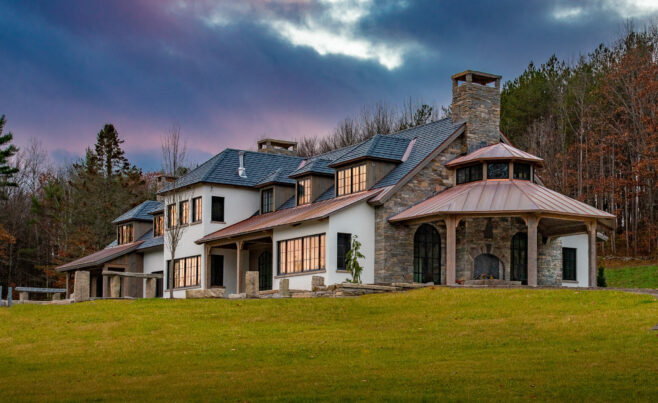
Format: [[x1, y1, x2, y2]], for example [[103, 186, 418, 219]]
[[487, 162, 509, 179], [117, 223, 133, 245], [514, 163, 531, 180], [456, 164, 483, 184], [153, 214, 164, 237], [336, 164, 367, 196], [261, 188, 274, 213], [297, 177, 311, 205]]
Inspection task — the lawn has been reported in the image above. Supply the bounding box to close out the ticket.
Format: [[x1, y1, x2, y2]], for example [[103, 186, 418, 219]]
[[605, 265, 658, 289], [0, 288, 656, 402]]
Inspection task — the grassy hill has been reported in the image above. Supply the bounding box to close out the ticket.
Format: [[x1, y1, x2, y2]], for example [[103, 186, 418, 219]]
[[0, 288, 656, 401], [605, 265, 658, 289]]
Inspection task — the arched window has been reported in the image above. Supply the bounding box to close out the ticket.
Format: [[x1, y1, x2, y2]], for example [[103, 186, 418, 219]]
[[413, 224, 441, 284], [258, 251, 273, 291], [510, 232, 528, 284]]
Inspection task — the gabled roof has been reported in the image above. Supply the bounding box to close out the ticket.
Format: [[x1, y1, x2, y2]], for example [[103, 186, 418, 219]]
[[328, 134, 411, 167], [158, 149, 303, 193], [255, 167, 296, 187], [136, 230, 164, 250], [196, 188, 382, 244], [147, 201, 164, 215], [389, 179, 615, 227], [56, 241, 144, 272], [290, 158, 334, 177], [112, 200, 162, 224], [445, 142, 544, 168]]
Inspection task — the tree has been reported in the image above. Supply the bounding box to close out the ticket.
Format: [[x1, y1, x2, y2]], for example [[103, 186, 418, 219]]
[[161, 123, 187, 177], [94, 124, 129, 177], [0, 115, 19, 198], [345, 235, 365, 284], [163, 182, 188, 299]]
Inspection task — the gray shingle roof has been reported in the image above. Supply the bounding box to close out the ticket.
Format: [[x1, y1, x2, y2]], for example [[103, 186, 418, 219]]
[[112, 200, 162, 224], [290, 158, 334, 177], [329, 134, 411, 167], [136, 230, 164, 250], [158, 149, 303, 193], [255, 167, 296, 187], [147, 201, 164, 214]]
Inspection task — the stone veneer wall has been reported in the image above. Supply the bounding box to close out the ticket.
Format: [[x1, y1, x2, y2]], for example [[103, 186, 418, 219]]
[[374, 137, 464, 283], [455, 217, 526, 281], [538, 237, 562, 286], [451, 81, 501, 151]]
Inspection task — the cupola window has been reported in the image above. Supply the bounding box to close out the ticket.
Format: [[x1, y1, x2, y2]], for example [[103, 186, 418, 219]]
[[456, 164, 483, 184], [513, 163, 531, 180], [487, 162, 509, 179]]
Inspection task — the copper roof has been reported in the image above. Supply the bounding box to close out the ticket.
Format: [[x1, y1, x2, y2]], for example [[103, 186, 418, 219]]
[[389, 179, 615, 226], [56, 241, 144, 272], [197, 188, 382, 244], [445, 143, 544, 167]]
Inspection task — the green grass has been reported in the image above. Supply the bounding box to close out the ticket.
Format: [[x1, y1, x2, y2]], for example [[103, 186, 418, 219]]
[[0, 288, 656, 402], [605, 265, 658, 289]]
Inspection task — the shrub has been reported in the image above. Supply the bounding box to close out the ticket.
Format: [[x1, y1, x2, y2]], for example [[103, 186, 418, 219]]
[[597, 266, 607, 287], [345, 235, 365, 284]]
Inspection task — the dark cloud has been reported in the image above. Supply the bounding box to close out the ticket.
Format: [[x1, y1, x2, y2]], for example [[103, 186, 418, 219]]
[[1, 0, 656, 171]]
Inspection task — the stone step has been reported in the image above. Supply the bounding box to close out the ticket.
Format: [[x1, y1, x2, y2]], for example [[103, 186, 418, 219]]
[[462, 279, 523, 286]]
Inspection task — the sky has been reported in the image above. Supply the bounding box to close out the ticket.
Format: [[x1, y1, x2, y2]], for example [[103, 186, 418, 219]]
[[1, 0, 657, 171]]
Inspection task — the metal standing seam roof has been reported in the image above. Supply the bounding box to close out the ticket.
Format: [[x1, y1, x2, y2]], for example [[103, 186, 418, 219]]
[[445, 142, 544, 167], [389, 179, 616, 225], [55, 241, 144, 271], [112, 200, 163, 224], [328, 134, 411, 166], [158, 149, 304, 193], [196, 188, 383, 244]]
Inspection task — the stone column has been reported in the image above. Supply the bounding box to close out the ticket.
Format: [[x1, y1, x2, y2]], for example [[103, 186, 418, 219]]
[[52, 293, 61, 301], [19, 292, 29, 301], [246, 271, 259, 298], [279, 278, 290, 297], [527, 216, 538, 287], [65, 273, 69, 299], [73, 271, 90, 302], [236, 241, 243, 294], [145, 278, 156, 298], [587, 221, 598, 288], [312, 276, 325, 291], [445, 216, 457, 285], [109, 275, 121, 298]]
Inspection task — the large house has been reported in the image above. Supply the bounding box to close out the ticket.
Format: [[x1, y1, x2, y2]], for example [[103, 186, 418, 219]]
[[56, 71, 615, 298]]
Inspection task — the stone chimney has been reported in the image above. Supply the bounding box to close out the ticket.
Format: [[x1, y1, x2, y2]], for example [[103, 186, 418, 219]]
[[257, 138, 298, 156], [451, 70, 502, 152], [155, 174, 177, 201]]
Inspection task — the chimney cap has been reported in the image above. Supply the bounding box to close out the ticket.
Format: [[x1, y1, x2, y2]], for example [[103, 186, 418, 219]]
[[452, 70, 501, 85]]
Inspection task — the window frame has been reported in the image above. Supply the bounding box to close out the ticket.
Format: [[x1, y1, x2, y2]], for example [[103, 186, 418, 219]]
[[277, 233, 326, 275], [153, 214, 164, 237], [336, 163, 367, 196], [167, 203, 177, 228], [211, 196, 225, 222], [562, 247, 577, 281], [261, 188, 274, 213], [487, 162, 509, 179], [513, 162, 531, 180], [210, 254, 224, 287], [167, 255, 201, 289], [456, 164, 483, 185], [192, 197, 202, 223], [117, 223, 134, 245], [337, 233, 352, 270], [297, 177, 311, 206], [179, 200, 190, 226]]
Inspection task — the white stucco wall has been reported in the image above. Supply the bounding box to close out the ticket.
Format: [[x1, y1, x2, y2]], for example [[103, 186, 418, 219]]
[[142, 247, 164, 297], [163, 184, 260, 298], [271, 200, 376, 291], [559, 233, 589, 287]]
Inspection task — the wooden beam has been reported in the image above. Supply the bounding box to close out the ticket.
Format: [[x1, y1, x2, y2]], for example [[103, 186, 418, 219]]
[[527, 216, 538, 287], [101, 271, 163, 279], [236, 240, 243, 294], [445, 216, 458, 285], [587, 221, 597, 287]]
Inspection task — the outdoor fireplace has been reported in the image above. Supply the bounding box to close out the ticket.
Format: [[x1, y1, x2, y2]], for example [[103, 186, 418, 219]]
[[473, 253, 502, 279]]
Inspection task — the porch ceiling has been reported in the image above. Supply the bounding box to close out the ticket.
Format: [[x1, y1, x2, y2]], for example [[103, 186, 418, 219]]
[[389, 179, 615, 230]]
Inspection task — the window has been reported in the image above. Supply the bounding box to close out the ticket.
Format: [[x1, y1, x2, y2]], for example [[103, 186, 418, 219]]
[[487, 162, 509, 179], [117, 224, 133, 245], [167, 204, 177, 228], [413, 224, 441, 284], [211, 196, 225, 222], [153, 214, 164, 237], [168, 255, 201, 289], [210, 255, 224, 287], [278, 233, 326, 275], [562, 247, 577, 281], [514, 163, 531, 180], [192, 197, 202, 222], [510, 232, 528, 284], [456, 164, 483, 184], [337, 164, 367, 196], [261, 188, 274, 213], [179, 200, 190, 225], [337, 233, 352, 270], [297, 177, 311, 205]]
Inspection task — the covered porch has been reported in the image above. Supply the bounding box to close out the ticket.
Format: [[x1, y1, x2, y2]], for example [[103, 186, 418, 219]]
[[389, 180, 615, 287]]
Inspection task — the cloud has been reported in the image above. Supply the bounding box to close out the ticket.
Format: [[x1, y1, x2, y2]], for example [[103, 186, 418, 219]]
[[552, 0, 658, 21]]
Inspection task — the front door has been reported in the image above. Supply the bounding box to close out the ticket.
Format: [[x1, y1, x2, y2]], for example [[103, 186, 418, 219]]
[[413, 224, 441, 284], [510, 232, 528, 284], [473, 254, 500, 279], [258, 251, 272, 291]]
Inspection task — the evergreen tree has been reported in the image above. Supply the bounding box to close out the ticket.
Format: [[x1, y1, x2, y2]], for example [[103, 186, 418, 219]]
[[0, 115, 19, 198]]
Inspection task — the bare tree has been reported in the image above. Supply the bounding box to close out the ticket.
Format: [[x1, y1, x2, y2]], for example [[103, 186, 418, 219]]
[[163, 182, 188, 299], [161, 123, 187, 176]]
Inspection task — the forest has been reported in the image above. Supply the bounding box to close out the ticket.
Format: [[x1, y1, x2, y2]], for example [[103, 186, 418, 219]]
[[0, 25, 655, 290]]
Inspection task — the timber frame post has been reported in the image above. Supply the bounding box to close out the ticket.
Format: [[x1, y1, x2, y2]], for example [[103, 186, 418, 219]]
[[586, 220, 598, 288], [445, 216, 459, 285], [525, 215, 539, 287], [236, 240, 244, 294]]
